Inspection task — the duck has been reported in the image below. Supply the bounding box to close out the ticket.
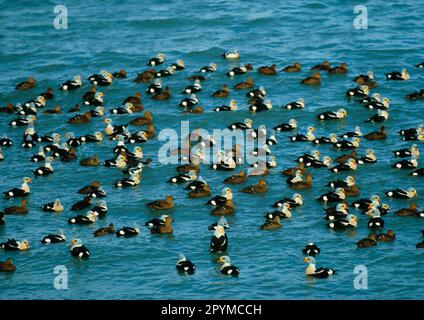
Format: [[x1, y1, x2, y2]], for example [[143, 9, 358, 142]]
[[0, 239, 30, 251], [199, 63, 217, 73], [134, 69, 156, 83], [302, 243, 321, 257], [283, 98, 305, 110], [301, 72, 321, 85], [42, 199, 64, 212], [3, 177, 32, 198], [240, 179, 268, 194], [188, 184, 212, 198], [147, 53, 165, 66], [60, 75, 82, 90], [206, 188, 233, 207], [297, 150, 320, 163], [0, 135, 13, 147], [334, 138, 361, 150], [112, 69, 127, 78], [0, 148, 3, 162], [152, 86, 171, 100], [4, 199, 29, 215], [145, 215, 173, 234], [42, 105, 62, 115], [351, 195, 380, 210], [41, 233, 66, 244], [327, 176, 356, 189], [329, 63, 348, 74], [304, 156, 332, 169], [176, 255, 196, 274], [211, 199, 236, 216], [234, 78, 254, 90], [325, 203, 349, 221], [339, 126, 363, 139], [353, 71, 374, 83], [146, 79, 162, 95], [357, 234, 377, 248], [395, 203, 420, 217], [317, 108, 347, 121], [214, 99, 238, 112], [274, 119, 298, 132], [330, 159, 357, 173], [88, 71, 113, 86], [304, 257, 335, 278], [129, 111, 153, 126], [147, 196, 174, 210], [224, 171, 248, 184], [260, 214, 282, 230], [208, 216, 230, 231], [357, 149, 377, 165], [70, 239, 90, 258], [290, 174, 313, 190], [182, 80, 202, 94], [393, 144, 419, 158], [410, 168, 424, 176], [71, 196, 92, 211], [313, 133, 338, 145], [273, 193, 303, 208], [346, 85, 369, 98], [311, 61, 331, 71], [367, 208, 385, 231], [212, 85, 230, 98], [226, 64, 254, 77], [223, 49, 239, 59], [228, 118, 253, 131], [265, 203, 292, 219], [68, 212, 97, 225], [385, 187, 417, 199], [79, 155, 100, 167], [68, 111, 91, 124], [33, 156, 54, 176], [93, 223, 115, 237], [168, 170, 197, 184], [218, 256, 240, 276], [16, 77, 36, 90], [210, 225, 228, 253], [87, 200, 108, 218], [114, 172, 141, 188], [282, 62, 301, 72], [116, 226, 141, 237], [364, 97, 390, 110], [317, 188, 346, 203], [405, 89, 424, 100], [376, 230, 396, 242], [366, 109, 389, 123], [392, 154, 418, 169], [171, 59, 185, 70], [290, 126, 316, 142], [327, 214, 358, 231], [417, 231, 424, 248], [385, 69, 409, 80], [0, 258, 16, 272], [84, 91, 104, 106], [9, 114, 36, 127], [258, 64, 277, 75], [0, 103, 16, 114], [78, 181, 100, 195]]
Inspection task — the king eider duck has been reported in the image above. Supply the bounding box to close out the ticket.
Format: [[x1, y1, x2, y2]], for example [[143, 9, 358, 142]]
[[0, 135, 13, 147], [226, 64, 254, 77], [283, 98, 305, 110], [325, 203, 349, 221], [385, 188, 417, 199], [334, 138, 361, 150], [249, 100, 272, 113], [393, 144, 419, 158], [42, 199, 64, 212], [147, 196, 174, 210], [365, 109, 389, 123], [272, 193, 303, 208], [70, 239, 90, 259], [351, 195, 380, 210], [210, 225, 228, 253], [392, 157, 418, 169], [260, 214, 282, 230], [346, 85, 369, 98], [9, 114, 36, 127], [199, 63, 217, 73], [274, 119, 298, 132], [410, 168, 424, 176], [147, 53, 165, 66], [330, 158, 357, 173], [168, 170, 197, 184], [176, 255, 196, 275], [41, 233, 66, 244], [218, 256, 240, 276], [367, 208, 385, 231], [0, 239, 30, 251], [171, 59, 185, 70], [327, 214, 357, 231], [68, 212, 97, 225], [302, 243, 321, 257], [304, 257, 335, 278], [290, 126, 316, 142], [33, 156, 54, 176], [145, 215, 173, 234], [60, 75, 82, 90], [385, 69, 410, 80], [228, 118, 253, 131], [116, 226, 141, 237], [206, 188, 233, 207], [3, 177, 32, 198], [87, 200, 108, 218], [214, 99, 238, 112], [114, 172, 141, 188], [317, 108, 347, 121], [182, 80, 202, 94], [317, 188, 346, 203], [88, 70, 113, 86]]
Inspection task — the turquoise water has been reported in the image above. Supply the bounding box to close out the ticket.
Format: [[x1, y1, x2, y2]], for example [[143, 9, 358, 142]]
[[1, 0, 424, 299]]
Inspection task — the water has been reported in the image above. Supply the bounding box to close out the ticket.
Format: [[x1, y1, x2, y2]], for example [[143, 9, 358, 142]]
[[1, 0, 424, 299]]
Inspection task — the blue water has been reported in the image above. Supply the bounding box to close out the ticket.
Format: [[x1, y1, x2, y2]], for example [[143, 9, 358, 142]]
[[1, 0, 424, 299]]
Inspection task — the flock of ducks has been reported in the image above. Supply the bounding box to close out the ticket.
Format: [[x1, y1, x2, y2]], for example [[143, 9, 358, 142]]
[[1, 49, 424, 279]]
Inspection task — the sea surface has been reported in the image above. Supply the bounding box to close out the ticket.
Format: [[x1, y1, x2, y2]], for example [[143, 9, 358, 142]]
[[0, 0, 424, 299]]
